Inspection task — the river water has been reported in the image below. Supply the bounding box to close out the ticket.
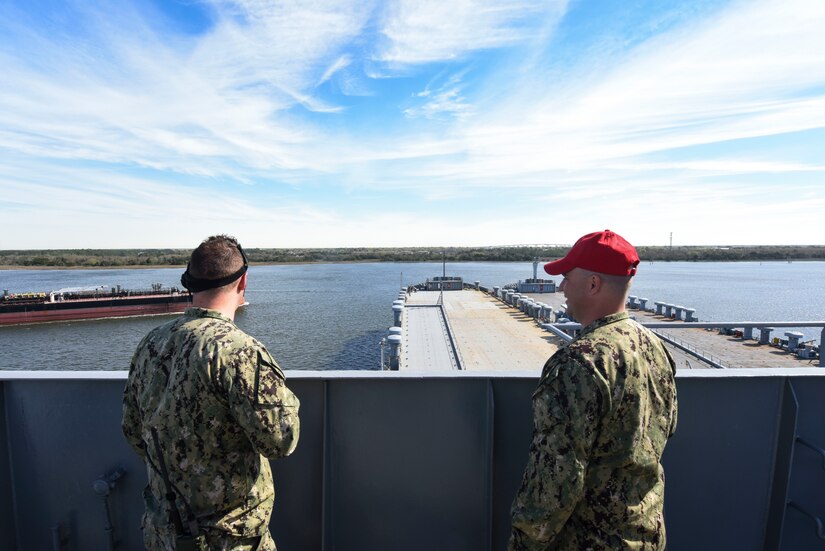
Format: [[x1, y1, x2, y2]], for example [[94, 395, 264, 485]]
[[1, 261, 823, 371]]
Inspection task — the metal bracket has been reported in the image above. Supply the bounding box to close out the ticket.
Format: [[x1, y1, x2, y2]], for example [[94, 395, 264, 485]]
[[788, 501, 825, 540], [92, 467, 125, 496], [92, 468, 125, 551], [796, 437, 825, 471]]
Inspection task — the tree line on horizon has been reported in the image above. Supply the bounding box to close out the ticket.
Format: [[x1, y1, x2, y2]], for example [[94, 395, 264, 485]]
[[1, 245, 824, 268]]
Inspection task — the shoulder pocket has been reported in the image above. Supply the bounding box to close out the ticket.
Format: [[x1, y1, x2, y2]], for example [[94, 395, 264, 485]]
[[532, 355, 562, 396], [253, 350, 287, 408]]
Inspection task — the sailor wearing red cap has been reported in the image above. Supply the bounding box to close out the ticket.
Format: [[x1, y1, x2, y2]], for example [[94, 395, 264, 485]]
[[509, 230, 678, 551]]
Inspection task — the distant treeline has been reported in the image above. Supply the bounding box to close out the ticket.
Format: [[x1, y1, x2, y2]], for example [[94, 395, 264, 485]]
[[1, 245, 824, 268]]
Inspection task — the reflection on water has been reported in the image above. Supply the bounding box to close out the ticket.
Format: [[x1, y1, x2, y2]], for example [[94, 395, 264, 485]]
[[1, 261, 823, 370]]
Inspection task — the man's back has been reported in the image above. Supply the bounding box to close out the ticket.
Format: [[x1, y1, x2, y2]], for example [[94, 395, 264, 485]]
[[122, 307, 300, 542], [511, 312, 677, 550], [558, 313, 676, 548]]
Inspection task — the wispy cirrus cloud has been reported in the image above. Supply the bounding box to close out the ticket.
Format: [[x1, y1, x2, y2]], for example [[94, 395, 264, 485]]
[[375, 0, 567, 64], [404, 71, 473, 120], [0, 0, 374, 180], [375, 0, 825, 188], [1, 0, 824, 247], [318, 55, 354, 86]]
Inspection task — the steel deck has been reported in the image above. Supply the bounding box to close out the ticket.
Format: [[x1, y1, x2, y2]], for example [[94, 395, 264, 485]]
[[402, 291, 560, 371]]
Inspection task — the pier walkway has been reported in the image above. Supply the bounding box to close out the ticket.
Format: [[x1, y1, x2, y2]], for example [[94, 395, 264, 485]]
[[402, 291, 561, 371], [400, 288, 818, 372], [401, 300, 459, 371]]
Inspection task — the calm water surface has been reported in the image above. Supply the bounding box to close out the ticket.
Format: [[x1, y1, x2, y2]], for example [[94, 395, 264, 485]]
[[1, 261, 823, 371]]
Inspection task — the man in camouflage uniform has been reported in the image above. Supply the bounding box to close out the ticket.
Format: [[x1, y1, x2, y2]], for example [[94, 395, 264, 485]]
[[123, 235, 300, 551], [510, 229, 678, 550]]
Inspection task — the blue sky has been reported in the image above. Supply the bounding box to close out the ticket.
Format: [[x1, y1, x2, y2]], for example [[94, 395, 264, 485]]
[[1, 0, 824, 248]]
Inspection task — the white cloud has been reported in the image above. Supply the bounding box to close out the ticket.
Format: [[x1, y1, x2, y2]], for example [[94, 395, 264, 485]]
[[375, 0, 567, 64], [1, 0, 824, 247], [622, 159, 825, 175], [0, 157, 346, 248], [363, 0, 825, 191], [404, 70, 474, 120], [317, 54, 353, 86], [0, 0, 376, 182]]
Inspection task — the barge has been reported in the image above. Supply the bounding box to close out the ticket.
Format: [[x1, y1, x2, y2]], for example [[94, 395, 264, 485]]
[[0, 284, 191, 326]]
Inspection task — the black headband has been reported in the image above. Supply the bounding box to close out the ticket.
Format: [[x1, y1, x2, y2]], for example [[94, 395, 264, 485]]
[[180, 243, 249, 293]]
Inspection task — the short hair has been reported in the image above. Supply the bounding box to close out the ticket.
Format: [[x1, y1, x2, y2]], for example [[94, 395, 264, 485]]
[[579, 270, 632, 295], [595, 271, 632, 295], [188, 235, 244, 281]]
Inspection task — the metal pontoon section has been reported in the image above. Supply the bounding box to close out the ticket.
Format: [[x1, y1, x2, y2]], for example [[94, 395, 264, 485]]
[[402, 305, 460, 370], [2, 369, 825, 551], [403, 291, 559, 371]]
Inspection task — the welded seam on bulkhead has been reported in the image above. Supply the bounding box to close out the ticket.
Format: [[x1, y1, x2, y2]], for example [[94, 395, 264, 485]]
[[485, 379, 494, 551], [762, 379, 799, 551], [321, 379, 332, 551], [0, 381, 20, 549]]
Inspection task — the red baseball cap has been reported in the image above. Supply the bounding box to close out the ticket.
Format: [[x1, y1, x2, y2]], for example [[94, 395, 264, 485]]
[[544, 230, 639, 276]]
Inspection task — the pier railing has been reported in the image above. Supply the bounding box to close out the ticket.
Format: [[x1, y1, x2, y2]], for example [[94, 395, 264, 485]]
[[485, 285, 821, 366], [547, 321, 825, 367], [652, 330, 730, 369]]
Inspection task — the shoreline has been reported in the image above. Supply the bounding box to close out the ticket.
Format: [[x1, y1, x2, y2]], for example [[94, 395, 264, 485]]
[[3, 245, 825, 271], [2, 258, 825, 271], [0, 260, 390, 271]]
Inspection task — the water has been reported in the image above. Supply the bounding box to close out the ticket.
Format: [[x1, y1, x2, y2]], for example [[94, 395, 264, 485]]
[[1, 261, 823, 371]]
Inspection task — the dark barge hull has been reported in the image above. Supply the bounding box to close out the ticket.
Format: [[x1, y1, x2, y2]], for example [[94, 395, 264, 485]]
[[0, 294, 192, 326]]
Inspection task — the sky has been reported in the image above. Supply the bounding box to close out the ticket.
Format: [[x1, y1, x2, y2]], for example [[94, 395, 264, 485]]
[[1, 0, 824, 249]]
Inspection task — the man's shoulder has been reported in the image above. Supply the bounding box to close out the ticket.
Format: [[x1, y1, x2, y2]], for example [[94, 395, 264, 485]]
[[543, 342, 602, 382], [133, 316, 184, 353], [138, 312, 259, 350], [197, 321, 272, 365], [564, 330, 618, 359], [147, 315, 189, 338], [212, 322, 261, 349], [552, 318, 641, 375], [583, 315, 644, 345], [594, 315, 669, 354], [177, 311, 250, 342]]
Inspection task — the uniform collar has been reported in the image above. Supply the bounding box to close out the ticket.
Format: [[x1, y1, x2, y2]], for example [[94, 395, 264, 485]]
[[580, 310, 629, 337], [184, 307, 234, 324]]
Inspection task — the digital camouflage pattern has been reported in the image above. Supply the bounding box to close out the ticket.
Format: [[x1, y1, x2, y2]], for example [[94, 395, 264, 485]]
[[510, 311, 677, 550], [122, 308, 300, 551]]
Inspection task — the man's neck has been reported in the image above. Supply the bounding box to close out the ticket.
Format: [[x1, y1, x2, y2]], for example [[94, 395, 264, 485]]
[[192, 294, 239, 321], [579, 305, 625, 328]]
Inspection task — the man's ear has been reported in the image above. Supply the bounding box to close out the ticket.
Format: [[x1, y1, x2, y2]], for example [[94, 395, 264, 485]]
[[237, 272, 248, 292], [588, 273, 602, 295]]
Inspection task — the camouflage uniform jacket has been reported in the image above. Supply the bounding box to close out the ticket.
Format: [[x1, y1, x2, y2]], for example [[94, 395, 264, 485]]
[[122, 307, 300, 541], [510, 311, 677, 550]]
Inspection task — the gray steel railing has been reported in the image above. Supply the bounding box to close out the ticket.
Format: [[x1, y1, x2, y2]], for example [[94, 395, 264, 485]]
[[3, 369, 825, 551], [764, 379, 825, 549], [652, 330, 730, 369]]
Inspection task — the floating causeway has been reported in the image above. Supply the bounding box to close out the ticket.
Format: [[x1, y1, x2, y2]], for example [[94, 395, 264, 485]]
[[401, 290, 561, 371], [398, 288, 821, 371]]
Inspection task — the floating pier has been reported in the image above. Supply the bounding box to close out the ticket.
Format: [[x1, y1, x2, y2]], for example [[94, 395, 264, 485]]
[[388, 276, 823, 371], [396, 290, 561, 371]]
